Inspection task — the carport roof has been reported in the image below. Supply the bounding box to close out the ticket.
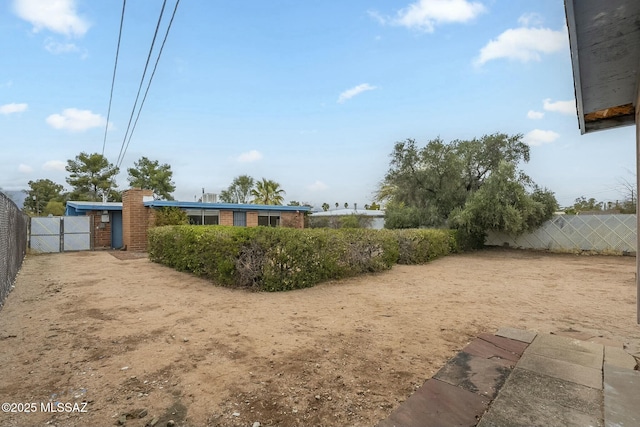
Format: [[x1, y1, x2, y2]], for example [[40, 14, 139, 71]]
[[564, 0, 640, 134], [66, 201, 123, 212]]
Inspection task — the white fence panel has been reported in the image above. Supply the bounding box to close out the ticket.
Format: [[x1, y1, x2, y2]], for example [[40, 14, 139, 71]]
[[30, 217, 62, 253], [30, 216, 92, 253], [485, 214, 636, 253], [63, 216, 91, 251]]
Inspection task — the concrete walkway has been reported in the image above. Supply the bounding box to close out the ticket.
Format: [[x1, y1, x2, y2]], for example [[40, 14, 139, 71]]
[[377, 328, 640, 427]]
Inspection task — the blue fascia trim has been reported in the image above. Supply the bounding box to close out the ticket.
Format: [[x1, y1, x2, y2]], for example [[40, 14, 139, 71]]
[[144, 200, 311, 212], [66, 201, 123, 212]]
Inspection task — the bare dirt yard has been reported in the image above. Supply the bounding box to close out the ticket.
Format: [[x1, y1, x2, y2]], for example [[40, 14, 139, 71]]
[[0, 248, 639, 427]]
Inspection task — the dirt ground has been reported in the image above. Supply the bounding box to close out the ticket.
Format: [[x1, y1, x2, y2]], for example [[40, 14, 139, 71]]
[[0, 248, 639, 427]]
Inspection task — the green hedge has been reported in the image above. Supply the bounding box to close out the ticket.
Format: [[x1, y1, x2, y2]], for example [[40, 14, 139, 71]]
[[148, 226, 460, 291]]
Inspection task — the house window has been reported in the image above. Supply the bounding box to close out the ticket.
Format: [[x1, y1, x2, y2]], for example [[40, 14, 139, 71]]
[[258, 212, 280, 227], [186, 209, 219, 225], [233, 211, 246, 226]]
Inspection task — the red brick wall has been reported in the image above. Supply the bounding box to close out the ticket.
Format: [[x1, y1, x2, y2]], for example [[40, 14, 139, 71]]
[[281, 211, 305, 229], [89, 211, 111, 249], [247, 211, 258, 227], [220, 210, 233, 226], [122, 188, 154, 252]]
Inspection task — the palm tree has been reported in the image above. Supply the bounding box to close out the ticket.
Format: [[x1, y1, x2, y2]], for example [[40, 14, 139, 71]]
[[251, 178, 285, 205], [322, 202, 330, 211]]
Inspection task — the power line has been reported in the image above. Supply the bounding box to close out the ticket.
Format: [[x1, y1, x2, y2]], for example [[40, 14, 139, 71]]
[[101, 0, 127, 157], [117, 0, 180, 170], [115, 0, 168, 168]]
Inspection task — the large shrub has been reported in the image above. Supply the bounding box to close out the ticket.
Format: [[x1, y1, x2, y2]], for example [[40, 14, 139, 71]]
[[148, 226, 459, 291], [393, 229, 458, 264]]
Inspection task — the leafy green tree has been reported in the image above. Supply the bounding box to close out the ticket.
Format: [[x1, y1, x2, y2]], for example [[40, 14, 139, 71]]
[[287, 201, 301, 206], [383, 202, 432, 229], [321, 202, 330, 211], [44, 200, 65, 216], [251, 178, 285, 205], [219, 175, 255, 204], [450, 162, 557, 236], [66, 152, 119, 201], [565, 196, 603, 214], [24, 179, 66, 215], [127, 156, 176, 200], [154, 206, 189, 226], [379, 133, 556, 236]]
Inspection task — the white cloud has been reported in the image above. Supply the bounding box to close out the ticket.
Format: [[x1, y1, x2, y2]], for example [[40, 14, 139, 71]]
[[371, 0, 485, 32], [46, 108, 105, 132], [0, 103, 28, 114], [237, 150, 263, 163], [338, 83, 377, 104], [13, 0, 90, 37], [475, 27, 567, 66], [42, 160, 66, 171], [18, 163, 33, 173], [308, 180, 329, 192], [518, 13, 543, 27], [367, 10, 387, 25], [543, 98, 575, 115], [523, 129, 559, 146], [45, 38, 79, 54], [527, 110, 544, 120]]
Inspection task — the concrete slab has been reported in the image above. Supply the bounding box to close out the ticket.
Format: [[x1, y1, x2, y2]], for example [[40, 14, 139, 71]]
[[433, 352, 512, 399], [477, 368, 603, 427], [518, 352, 602, 389], [587, 337, 624, 348], [462, 339, 520, 366], [377, 379, 489, 427], [527, 343, 603, 370], [495, 327, 537, 344], [477, 333, 529, 356], [604, 346, 638, 370], [552, 330, 597, 341], [604, 364, 640, 427], [533, 333, 604, 356]]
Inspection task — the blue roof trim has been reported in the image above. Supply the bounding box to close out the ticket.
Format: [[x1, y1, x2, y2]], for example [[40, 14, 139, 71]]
[[66, 201, 123, 212], [144, 200, 311, 212]]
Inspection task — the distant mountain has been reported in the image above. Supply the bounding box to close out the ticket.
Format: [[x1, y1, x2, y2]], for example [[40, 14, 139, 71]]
[[1, 190, 26, 208]]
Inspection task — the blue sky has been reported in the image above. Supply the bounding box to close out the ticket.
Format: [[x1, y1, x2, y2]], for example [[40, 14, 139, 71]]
[[1, 0, 636, 208]]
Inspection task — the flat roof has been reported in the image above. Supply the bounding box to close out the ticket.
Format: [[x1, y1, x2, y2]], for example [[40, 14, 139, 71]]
[[144, 200, 312, 212], [310, 209, 385, 217], [66, 201, 123, 211]]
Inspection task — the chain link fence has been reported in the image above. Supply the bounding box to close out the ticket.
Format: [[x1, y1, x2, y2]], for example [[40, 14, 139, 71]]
[[0, 191, 29, 308], [486, 214, 637, 254]]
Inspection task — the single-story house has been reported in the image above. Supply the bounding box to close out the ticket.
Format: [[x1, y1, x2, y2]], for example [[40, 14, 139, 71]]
[[145, 199, 310, 227], [65, 189, 312, 251]]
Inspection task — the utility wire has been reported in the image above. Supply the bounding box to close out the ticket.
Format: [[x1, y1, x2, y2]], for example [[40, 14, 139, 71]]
[[117, 0, 180, 169], [115, 0, 168, 168], [101, 0, 127, 157]]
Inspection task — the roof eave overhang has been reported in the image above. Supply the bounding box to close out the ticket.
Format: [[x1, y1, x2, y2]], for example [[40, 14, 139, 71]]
[[564, 0, 639, 134]]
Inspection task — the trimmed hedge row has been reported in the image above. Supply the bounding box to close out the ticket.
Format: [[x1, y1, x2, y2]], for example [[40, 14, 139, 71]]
[[148, 226, 460, 291]]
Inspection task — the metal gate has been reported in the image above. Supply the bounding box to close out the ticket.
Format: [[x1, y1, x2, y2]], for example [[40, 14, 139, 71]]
[[30, 216, 91, 253]]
